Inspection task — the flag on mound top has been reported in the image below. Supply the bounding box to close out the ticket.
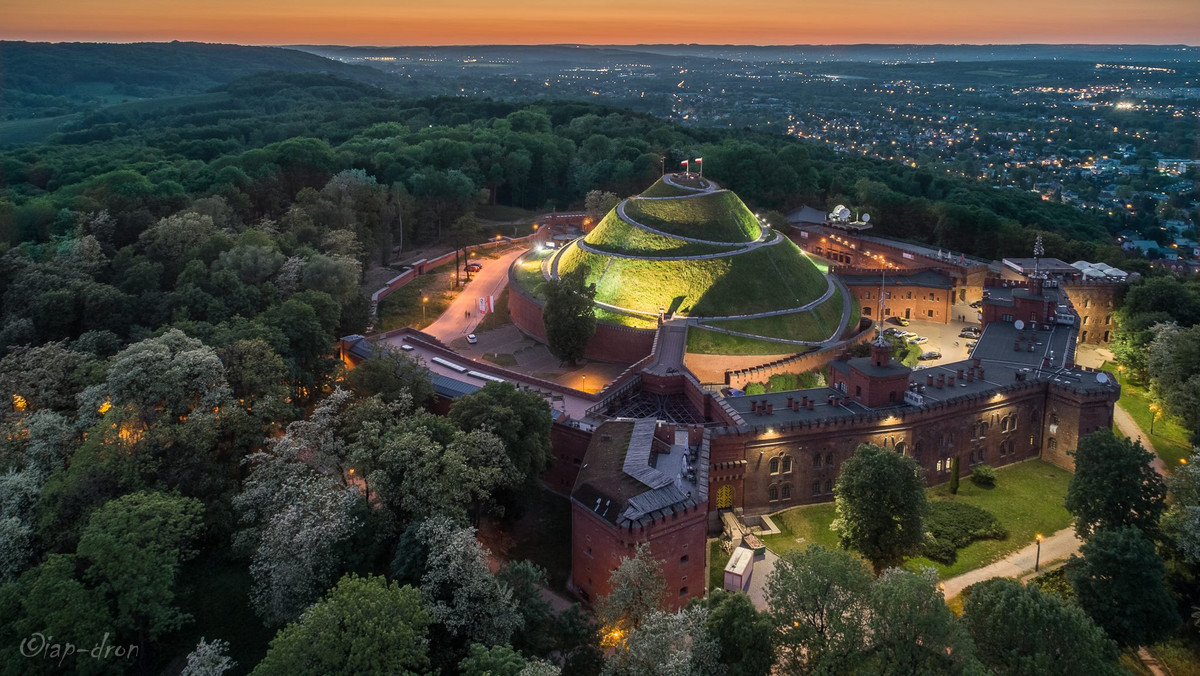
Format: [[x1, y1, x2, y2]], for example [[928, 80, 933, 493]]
[[693, 157, 703, 176], [680, 159, 689, 173]]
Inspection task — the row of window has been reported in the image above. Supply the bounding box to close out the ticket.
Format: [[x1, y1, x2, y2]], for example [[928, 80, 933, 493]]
[[769, 453, 837, 475], [767, 480, 836, 501], [861, 306, 937, 319], [862, 291, 940, 301]]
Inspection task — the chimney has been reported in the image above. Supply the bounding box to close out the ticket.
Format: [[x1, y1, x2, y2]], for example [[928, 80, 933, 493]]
[[949, 376, 956, 387], [967, 370, 975, 382], [807, 399, 814, 410], [766, 403, 773, 415], [936, 374, 945, 389], [977, 367, 985, 379], [926, 374, 934, 386], [956, 368, 964, 380], [973, 357, 982, 367], [750, 401, 758, 413], [1014, 341, 1021, 352], [786, 396, 794, 407], [801, 395, 809, 407]]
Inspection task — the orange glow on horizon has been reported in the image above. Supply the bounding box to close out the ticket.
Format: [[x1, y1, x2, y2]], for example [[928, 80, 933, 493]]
[[2, 0, 1198, 45]]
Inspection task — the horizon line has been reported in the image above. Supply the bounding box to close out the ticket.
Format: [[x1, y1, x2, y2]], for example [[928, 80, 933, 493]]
[[3, 39, 1199, 49]]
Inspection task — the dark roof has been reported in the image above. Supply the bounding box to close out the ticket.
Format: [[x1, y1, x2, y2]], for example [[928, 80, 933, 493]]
[[829, 355, 913, 379], [839, 270, 955, 290], [1003, 258, 1079, 275], [571, 419, 702, 529], [786, 205, 828, 225], [432, 374, 482, 399]]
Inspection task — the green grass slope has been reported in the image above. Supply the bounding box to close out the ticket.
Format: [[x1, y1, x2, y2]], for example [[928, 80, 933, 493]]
[[558, 237, 828, 317], [704, 286, 851, 342], [623, 190, 762, 243], [639, 178, 699, 198], [582, 208, 737, 257]]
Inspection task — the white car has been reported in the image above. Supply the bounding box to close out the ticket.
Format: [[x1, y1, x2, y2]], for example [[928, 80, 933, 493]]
[[908, 336, 928, 344], [467, 334, 478, 344]]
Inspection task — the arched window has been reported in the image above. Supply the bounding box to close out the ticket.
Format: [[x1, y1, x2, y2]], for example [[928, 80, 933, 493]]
[[782, 456, 793, 473], [768, 485, 779, 501], [769, 458, 780, 475], [782, 484, 792, 500], [812, 480, 821, 496], [824, 480, 833, 494], [895, 441, 907, 455], [813, 453, 822, 469], [825, 453, 834, 467], [913, 442, 923, 463]]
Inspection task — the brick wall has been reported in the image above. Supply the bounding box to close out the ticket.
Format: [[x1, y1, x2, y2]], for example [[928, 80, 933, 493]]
[[1061, 282, 1121, 346], [847, 283, 953, 324], [572, 501, 708, 609], [544, 423, 593, 496], [724, 320, 874, 389], [508, 267, 656, 363]]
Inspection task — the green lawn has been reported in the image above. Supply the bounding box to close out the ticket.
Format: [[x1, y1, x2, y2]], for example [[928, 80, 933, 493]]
[[584, 209, 737, 257], [511, 250, 552, 299], [624, 190, 761, 243], [758, 459, 1073, 580], [704, 287, 849, 342], [686, 326, 810, 356], [708, 540, 728, 592], [376, 264, 461, 331], [559, 238, 828, 318], [640, 178, 699, 198], [1103, 361, 1193, 468]]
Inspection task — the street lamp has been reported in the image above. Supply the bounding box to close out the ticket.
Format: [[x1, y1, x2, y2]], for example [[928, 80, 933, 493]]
[[422, 296, 429, 323], [1117, 364, 1125, 386], [1150, 403, 1161, 435], [1035, 533, 1043, 572], [581, 375, 587, 393]]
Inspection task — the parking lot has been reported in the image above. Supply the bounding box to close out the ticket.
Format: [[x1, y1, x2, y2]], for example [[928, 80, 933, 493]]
[[881, 309, 983, 368]]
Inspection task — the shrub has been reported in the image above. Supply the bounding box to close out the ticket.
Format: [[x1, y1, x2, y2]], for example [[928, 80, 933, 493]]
[[768, 372, 799, 391], [1029, 565, 1076, 604], [745, 382, 766, 395], [798, 370, 824, 389], [970, 464, 997, 488], [922, 501, 1008, 564]]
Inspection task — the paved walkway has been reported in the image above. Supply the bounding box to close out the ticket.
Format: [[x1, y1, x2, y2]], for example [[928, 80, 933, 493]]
[[422, 247, 526, 343], [1114, 404, 1168, 475], [615, 198, 762, 246], [941, 527, 1082, 599]]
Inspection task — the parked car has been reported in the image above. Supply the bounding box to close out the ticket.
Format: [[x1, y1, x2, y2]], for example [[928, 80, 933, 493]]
[[883, 327, 902, 336], [966, 341, 977, 350], [959, 327, 980, 338], [890, 316, 911, 326], [465, 263, 482, 272], [969, 300, 983, 309], [908, 336, 928, 344], [918, 351, 942, 361], [467, 334, 478, 344]]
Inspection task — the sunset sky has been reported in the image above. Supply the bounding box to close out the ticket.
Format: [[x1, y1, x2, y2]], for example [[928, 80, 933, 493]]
[[2, 0, 1199, 45]]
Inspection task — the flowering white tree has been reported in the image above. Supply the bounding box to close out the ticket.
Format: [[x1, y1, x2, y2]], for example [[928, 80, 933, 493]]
[[181, 637, 236, 676]]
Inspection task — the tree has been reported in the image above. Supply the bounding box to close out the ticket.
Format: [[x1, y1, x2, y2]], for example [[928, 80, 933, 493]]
[[449, 381, 553, 482], [1146, 323, 1200, 445], [346, 348, 434, 407], [703, 590, 775, 676], [496, 560, 557, 656], [862, 567, 981, 676], [234, 391, 361, 626], [542, 267, 597, 366], [949, 455, 960, 495], [449, 213, 480, 285], [251, 574, 432, 676], [1067, 526, 1181, 647], [603, 606, 719, 676], [585, 190, 620, 222], [1163, 450, 1200, 566], [76, 491, 204, 642], [459, 644, 530, 676], [831, 443, 928, 573], [182, 637, 237, 676], [598, 543, 666, 642], [417, 516, 523, 649], [962, 578, 1120, 676], [766, 545, 872, 674], [1065, 431, 1166, 540]]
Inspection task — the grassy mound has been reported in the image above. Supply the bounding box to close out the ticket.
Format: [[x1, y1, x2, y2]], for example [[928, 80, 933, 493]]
[[639, 178, 700, 198], [623, 191, 761, 243], [582, 209, 737, 257], [703, 287, 850, 342], [558, 238, 827, 317], [686, 327, 814, 355]]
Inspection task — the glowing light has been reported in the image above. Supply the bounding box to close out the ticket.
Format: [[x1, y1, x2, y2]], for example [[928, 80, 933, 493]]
[[98, 399, 112, 415], [11, 394, 27, 411]]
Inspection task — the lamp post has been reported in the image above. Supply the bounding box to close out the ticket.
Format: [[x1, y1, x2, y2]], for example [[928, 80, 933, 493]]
[[1035, 533, 1043, 572], [1150, 403, 1161, 435], [1117, 364, 1125, 387], [422, 296, 429, 323], [581, 375, 587, 393]]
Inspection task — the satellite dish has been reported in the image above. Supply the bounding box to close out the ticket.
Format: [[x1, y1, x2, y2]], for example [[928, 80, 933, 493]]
[[1014, 319, 1025, 330], [838, 206, 851, 220], [1096, 373, 1109, 384], [861, 213, 871, 223]]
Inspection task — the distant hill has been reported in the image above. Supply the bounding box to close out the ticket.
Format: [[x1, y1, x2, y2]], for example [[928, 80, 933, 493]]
[[0, 41, 398, 119]]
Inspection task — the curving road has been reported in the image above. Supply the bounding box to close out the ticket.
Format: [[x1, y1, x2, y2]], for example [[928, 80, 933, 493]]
[[422, 247, 526, 344]]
